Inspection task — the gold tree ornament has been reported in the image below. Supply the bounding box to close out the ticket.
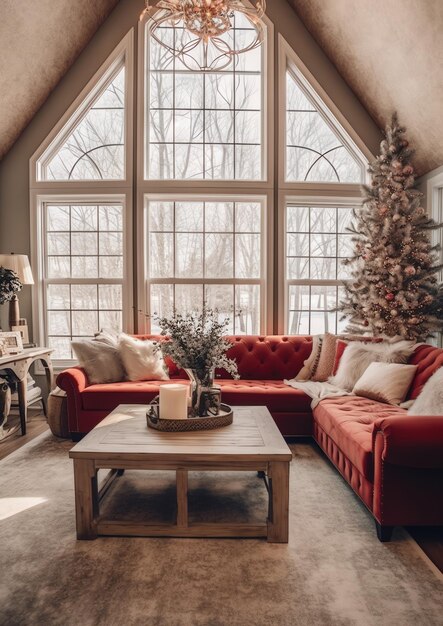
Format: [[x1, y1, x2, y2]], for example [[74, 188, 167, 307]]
[[141, 0, 267, 71]]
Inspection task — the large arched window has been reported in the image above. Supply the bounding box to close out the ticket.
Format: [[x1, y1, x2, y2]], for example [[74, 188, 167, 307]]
[[280, 38, 367, 335], [145, 12, 264, 181], [30, 9, 369, 364]]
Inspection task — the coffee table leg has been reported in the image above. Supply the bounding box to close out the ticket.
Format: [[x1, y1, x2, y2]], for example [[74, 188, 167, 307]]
[[267, 461, 290, 543], [73, 459, 98, 540], [176, 469, 188, 528]]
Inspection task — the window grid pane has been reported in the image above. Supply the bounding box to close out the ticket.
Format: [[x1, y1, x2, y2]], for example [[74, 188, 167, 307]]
[[45, 203, 124, 359], [286, 69, 364, 184], [148, 200, 262, 334], [286, 205, 354, 334], [40, 66, 125, 181], [147, 15, 263, 181]]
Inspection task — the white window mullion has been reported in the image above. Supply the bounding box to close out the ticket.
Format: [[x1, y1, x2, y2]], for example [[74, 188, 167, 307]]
[[145, 195, 266, 335], [284, 199, 359, 335], [38, 197, 128, 362]]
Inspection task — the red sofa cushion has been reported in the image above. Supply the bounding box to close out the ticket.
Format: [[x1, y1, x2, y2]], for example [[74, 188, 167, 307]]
[[313, 397, 406, 480], [217, 380, 312, 413], [80, 378, 312, 414], [81, 380, 190, 411], [407, 344, 443, 400]]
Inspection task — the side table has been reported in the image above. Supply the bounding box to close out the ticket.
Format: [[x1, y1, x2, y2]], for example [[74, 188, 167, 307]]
[[0, 347, 54, 435]]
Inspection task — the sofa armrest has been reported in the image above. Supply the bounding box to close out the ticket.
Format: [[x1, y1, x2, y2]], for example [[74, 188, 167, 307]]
[[372, 416, 443, 469], [56, 367, 89, 394]]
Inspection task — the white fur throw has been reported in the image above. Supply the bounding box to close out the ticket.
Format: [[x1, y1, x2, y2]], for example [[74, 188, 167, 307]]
[[118, 334, 169, 382], [408, 367, 443, 416], [329, 340, 416, 392]]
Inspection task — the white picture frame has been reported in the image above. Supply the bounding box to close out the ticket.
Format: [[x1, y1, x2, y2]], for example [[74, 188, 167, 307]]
[[0, 331, 24, 355], [12, 324, 30, 345]]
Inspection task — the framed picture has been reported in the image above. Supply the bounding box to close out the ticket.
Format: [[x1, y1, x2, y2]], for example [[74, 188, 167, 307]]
[[0, 331, 24, 356], [12, 324, 29, 345]]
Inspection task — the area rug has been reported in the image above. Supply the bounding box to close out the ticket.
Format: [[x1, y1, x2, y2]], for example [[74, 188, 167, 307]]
[[1, 432, 442, 626]]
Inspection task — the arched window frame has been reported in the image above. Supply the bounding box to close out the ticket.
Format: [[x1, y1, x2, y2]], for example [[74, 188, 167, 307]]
[[31, 32, 134, 189], [30, 32, 134, 365], [136, 9, 275, 334], [277, 35, 372, 334], [27, 13, 379, 362]]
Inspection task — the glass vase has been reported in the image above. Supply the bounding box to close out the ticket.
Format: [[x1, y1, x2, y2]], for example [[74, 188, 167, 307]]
[[184, 368, 215, 417]]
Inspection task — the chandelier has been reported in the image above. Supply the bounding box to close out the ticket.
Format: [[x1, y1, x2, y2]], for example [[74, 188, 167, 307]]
[[140, 1, 267, 72]]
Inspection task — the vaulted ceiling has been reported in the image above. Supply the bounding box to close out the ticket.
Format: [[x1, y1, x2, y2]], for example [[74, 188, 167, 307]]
[[0, 0, 118, 160], [288, 0, 443, 176], [0, 0, 442, 175]]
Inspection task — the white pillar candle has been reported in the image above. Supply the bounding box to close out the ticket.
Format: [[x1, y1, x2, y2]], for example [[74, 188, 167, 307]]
[[159, 384, 188, 420]]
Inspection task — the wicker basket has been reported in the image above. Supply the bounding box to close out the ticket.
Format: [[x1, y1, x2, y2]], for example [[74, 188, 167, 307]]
[[146, 402, 233, 432]]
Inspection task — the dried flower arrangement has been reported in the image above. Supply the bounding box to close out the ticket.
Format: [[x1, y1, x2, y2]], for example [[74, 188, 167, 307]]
[[154, 306, 239, 383]]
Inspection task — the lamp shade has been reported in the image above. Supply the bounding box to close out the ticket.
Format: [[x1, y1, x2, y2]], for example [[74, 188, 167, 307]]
[[0, 254, 34, 285]]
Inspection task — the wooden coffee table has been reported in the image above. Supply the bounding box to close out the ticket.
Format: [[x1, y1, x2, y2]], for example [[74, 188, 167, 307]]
[[69, 405, 292, 543]]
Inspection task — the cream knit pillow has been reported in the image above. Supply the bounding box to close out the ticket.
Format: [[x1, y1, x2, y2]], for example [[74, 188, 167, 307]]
[[353, 362, 417, 405]]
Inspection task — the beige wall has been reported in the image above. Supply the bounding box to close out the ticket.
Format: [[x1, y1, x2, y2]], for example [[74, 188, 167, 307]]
[[0, 0, 382, 336], [0, 0, 145, 333]]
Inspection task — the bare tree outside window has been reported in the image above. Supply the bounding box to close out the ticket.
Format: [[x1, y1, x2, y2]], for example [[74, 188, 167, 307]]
[[45, 203, 125, 359], [34, 26, 369, 360], [147, 15, 263, 181], [147, 200, 262, 334], [286, 70, 363, 184], [286, 204, 353, 334], [41, 67, 125, 181]]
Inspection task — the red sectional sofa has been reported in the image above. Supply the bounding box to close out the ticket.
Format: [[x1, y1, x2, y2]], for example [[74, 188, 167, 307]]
[[57, 335, 443, 541]]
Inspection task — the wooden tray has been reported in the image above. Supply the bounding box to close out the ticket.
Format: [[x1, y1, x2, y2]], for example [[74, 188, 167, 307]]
[[146, 402, 233, 432]]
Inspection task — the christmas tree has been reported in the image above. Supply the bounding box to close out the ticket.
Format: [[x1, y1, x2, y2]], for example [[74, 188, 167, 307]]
[[338, 113, 443, 341]]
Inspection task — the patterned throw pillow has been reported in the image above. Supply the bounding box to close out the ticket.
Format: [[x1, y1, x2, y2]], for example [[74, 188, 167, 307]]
[[313, 333, 383, 382], [294, 335, 323, 381], [312, 333, 339, 382]]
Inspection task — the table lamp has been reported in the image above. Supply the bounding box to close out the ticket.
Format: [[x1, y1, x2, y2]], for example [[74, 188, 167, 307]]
[[0, 253, 34, 329]]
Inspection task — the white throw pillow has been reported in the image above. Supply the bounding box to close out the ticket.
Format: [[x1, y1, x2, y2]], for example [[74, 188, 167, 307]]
[[71, 340, 126, 385], [94, 329, 119, 347], [329, 340, 415, 392], [118, 334, 169, 382], [408, 367, 443, 415], [353, 362, 417, 405]]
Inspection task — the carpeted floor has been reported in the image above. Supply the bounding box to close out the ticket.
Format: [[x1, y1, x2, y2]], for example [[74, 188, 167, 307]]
[[1, 432, 442, 626]]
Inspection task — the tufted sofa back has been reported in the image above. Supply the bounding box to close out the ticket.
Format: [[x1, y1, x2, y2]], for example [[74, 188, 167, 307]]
[[135, 334, 313, 381], [407, 344, 443, 400], [223, 335, 313, 380]]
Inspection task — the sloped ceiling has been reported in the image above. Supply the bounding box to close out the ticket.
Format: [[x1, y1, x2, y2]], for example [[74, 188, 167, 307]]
[[0, 0, 442, 176], [0, 0, 119, 159], [289, 0, 443, 176]]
